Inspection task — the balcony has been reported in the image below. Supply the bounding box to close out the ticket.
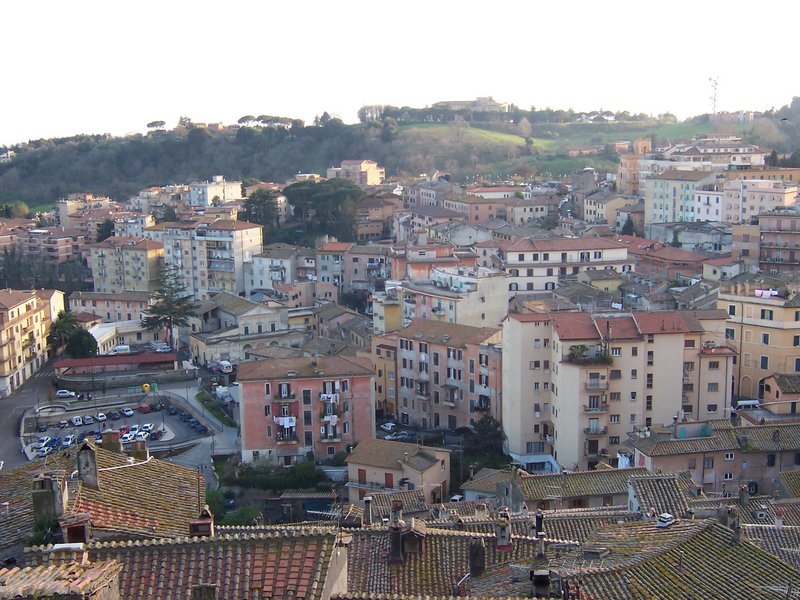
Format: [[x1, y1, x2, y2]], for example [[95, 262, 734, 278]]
[[275, 393, 297, 401], [470, 402, 490, 413], [345, 480, 403, 493], [584, 426, 608, 436], [583, 403, 609, 414], [320, 436, 342, 443], [276, 435, 298, 445], [584, 381, 609, 391]]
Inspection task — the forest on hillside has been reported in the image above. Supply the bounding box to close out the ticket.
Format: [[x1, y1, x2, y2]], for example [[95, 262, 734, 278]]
[[2, 98, 800, 206]]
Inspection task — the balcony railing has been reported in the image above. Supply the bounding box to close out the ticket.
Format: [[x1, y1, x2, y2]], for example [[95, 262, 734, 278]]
[[276, 435, 298, 444], [275, 393, 296, 401], [584, 426, 608, 436], [583, 404, 609, 413], [566, 354, 613, 365], [585, 381, 609, 391]]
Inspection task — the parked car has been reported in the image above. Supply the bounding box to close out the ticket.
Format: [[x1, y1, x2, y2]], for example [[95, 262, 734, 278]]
[[129, 424, 140, 435], [46, 437, 62, 448], [141, 423, 155, 433], [108, 411, 121, 420], [96, 413, 107, 423], [121, 408, 134, 417], [71, 416, 84, 427], [58, 420, 69, 429], [196, 424, 209, 434], [149, 402, 162, 412], [187, 418, 198, 429], [135, 431, 149, 441], [56, 389, 76, 398], [380, 422, 397, 433], [37, 423, 48, 433], [82, 415, 94, 425], [62, 435, 76, 448], [137, 404, 152, 414], [120, 433, 134, 443], [179, 411, 191, 421], [118, 425, 130, 435], [385, 431, 412, 441], [149, 429, 164, 441], [37, 446, 53, 458], [167, 406, 179, 416], [33, 436, 51, 450]]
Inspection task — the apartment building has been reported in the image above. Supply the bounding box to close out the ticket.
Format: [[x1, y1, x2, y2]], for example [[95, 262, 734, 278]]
[[399, 266, 509, 328], [390, 242, 478, 281], [14, 227, 85, 266], [144, 219, 262, 300], [56, 193, 115, 227], [244, 243, 316, 295], [371, 287, 404, 335], [316, 240, 352, 289], [238, 356, 375, 464], [482, 237, 632, 293], [503, 309, 733, 471], [188, 175, 243, 207], [731, 223, 760, 269], [616, 138, 652, 196], [627, 421, 800, 496], [344, 245, 391, 291], [68, 291, 153, 322], [327, 160, 386, 186], [113, 214, 155, 237], [393, 206, 465, 242], [717, 275, 800, 399], [367, 334, 398, 418], [722, 167, 800, 184], [583, 193, 638, 224], [722, 179, 797, 224], [757, 209, 800, 273], [89, 236, 164, 294], [0, 289, 64, 396], [614, 235, 706, 279], [441, 194, 503, 224], [614, 201, 645, 235], [392, 319, 501, 430], [644, 170, 718, 228]]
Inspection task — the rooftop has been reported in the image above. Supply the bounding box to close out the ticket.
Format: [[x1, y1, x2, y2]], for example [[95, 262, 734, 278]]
[[397, 320, 499, 348], [0, 559, 123, 598], [237, 355, 373, 381], [345, 439, 446, 472]]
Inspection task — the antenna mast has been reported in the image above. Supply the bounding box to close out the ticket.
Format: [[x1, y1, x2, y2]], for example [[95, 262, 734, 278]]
[[709, 76, 719, 121]]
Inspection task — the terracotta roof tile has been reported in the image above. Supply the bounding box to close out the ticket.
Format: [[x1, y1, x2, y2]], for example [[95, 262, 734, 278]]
[[0, 560, 122, 597], [345, 439, 446, 472], [520, 468, 650, 503]]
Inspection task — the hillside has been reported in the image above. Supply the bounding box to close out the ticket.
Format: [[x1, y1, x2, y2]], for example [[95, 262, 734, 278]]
[[0, 114, 779, 208]]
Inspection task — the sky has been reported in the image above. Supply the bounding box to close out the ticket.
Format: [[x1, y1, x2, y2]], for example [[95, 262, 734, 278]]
[[2, 0, 799, 146]]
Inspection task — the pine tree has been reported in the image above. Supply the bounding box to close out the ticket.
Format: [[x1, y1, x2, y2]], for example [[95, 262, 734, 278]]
[[621, 215, 635, 236], [142, 264, 199, 349]]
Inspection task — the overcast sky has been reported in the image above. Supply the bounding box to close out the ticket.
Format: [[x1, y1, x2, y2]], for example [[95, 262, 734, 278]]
[[2, 0, 798, 146]]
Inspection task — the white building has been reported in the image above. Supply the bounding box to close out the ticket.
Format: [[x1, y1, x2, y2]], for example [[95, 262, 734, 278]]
[[188, 175, 244, 207]]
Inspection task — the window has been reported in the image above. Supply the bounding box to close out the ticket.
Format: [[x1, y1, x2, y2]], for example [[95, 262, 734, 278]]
[[767, 454, 776, 467], [610, 368, 622, 380], [647, 334, 654, 343], [630, 413, 636, 423], [709, 361, 719, 370], [761, 308, 774, 320], [796, 358, 800, 372], [630, 392, 637, 400], [795, 453, 800, 466], [646, 396, 653, 410], [610, 392, 621, 402], [724, 452, 735, 461], [703, 457, 714, 468], [433, 352, 439, 366], [708, 404, 718, 413], [303, 389, 312, 404], [531, 360, 541, 370], [631, 347, 638, 357], [687, 458, 697, 469], [794, 335, 800, 347], [684, 340, 695, 348], [707, 382, 719, 392], [723, 473, 734, 480], [611, 347, 621, 357], [684, 361, 695, 372], [630, 369, 637, 379], [761, 356, 769, 370], [609, 436, 620, 445], [761, 333, 770, 345], [609, 414, 620, 424], [264, 383, 271, 396], [647, 351, 654, 366], [264, 405, 271, 416], [646, 374, 653, 389], [303, 410, 312, 426], [728, 304, 736, 316], [726, 328, 735, 340]]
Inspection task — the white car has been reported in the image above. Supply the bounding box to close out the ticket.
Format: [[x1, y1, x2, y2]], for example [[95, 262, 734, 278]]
[[71, 416, 84, 427], [141, 423, 154, 433], [62, 435, 76, 448], [33, 436, 51, 450], [120, 433, 134, 443], [380, 422, 397, 433], [129, 424, 140, 435], [82, 415, 94, 425], [56, 390, 76, 399], [135, 431, 149, 441], [121, 408, 134, 417], [96, 413, 107, 422]]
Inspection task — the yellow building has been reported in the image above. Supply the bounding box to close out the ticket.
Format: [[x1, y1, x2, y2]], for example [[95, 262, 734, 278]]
[[616, 138, 652, 196], [0, 289, 64, 396], [89, 236, 164, 294], [717, 276, 800, 399], [365, 333, 398, 418]]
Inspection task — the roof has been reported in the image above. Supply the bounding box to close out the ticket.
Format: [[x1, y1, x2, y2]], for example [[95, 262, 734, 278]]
[[345, 439, 445, 472], [502, 237, 624, 252], [237, 355, 373, 381], [520, 468, 650, 503], [632, 311, 691, 334], [781, 471, 800, 498], [460, 468, 515, 494], [0, 442, 204, 553], [0, 290, 35, 310], [552, 519, 800, 600], [397, 320, 499, 348], [317, 242, 354, 253], [206, 219, 261, 231], [68, 291, 153, 304], [648, 169, 716, 182], [53, 353, 176, 369], [0, 560, 123, 598], [90, 236, 163, 251], [208, 291, 264, 316], [550, 312, 600, 341], [628, 475, 691, 517], [29, 528, 337, 600], [743, 525, 800, 569], [771, 373, 800, 394]]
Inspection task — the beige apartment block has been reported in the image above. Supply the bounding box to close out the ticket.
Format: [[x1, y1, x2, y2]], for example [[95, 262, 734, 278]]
[[731, 223, 760, 269], [503, 309, 733, 471], [717, 276, 800, 399], [56, 193, 114, 227], [329, 160, 386, 186], [583, 194, 638, 225], [89, 236, 164, 294], [15, 227, 85, 266], [758, 209, 800, 273], [367, 333, 398, 418], [0, 289, 64, 396], [722, 179, 797, 224], [393, 319, 502, 431]]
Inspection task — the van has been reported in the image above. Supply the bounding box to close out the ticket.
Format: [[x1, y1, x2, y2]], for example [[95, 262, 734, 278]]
[[733, 399, 760, 411], [111, 345, 131, 355], [211, 360, 233, 374]]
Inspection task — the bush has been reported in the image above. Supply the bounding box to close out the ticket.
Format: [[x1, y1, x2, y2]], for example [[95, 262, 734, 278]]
[[330, 451, 348, 466], [222, 459, 329, 490]]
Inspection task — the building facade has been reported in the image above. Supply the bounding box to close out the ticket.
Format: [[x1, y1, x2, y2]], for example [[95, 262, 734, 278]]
[[89, 237, 164, 294]]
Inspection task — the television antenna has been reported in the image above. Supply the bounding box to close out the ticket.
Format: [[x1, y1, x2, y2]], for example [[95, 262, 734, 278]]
[[709, 76, 719, 121]]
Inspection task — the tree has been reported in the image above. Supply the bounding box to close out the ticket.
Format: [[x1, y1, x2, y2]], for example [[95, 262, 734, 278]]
[[241, 188, 279, 229], [238, 115, 256, 126], [49, 310, 80, 349], [160, 205, 178, 223], [621, 215, 635, 236], [146, 120, 166, 130], [464, 415, 506, 456], [66, 328, 98, 358], [143, 264, 200, 350], [96, 218, 114, 242], [670, 231, 681, 248], [178, 116, 194, 128]]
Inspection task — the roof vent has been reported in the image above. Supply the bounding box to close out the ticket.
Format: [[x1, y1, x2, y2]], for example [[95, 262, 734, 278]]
[[287, 370, 298, 377], [582, 546, 610, 560]]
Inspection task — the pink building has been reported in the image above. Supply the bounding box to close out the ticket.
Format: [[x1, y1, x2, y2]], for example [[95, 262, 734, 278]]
[[238, 356, 375, 464]]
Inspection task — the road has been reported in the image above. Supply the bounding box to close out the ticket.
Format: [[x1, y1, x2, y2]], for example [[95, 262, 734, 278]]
[[0, 366, 57, 470]]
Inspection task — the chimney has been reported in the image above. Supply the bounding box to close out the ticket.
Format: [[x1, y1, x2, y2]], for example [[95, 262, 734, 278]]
[[390, 499, 403, 523], [469, 464, 476, 478], [732, 521, 742, 545], [468, 537, 486, 577], [475, 503, 488, 520], [59, 513, 91, 544], [32, 474, 68, 522], [684, 507, 695, 521], [535, 510, 544, 536], [388, 501, 406, 565], [537, 531, 546, 558], [189, 506, 215, 538], [191, 584, 219, 600], [363, 496, 373, 526], [101, 429, 123, 453], [520, 502, 529, 517], [772, 429, 780, 443], [494, 507, 513, 552], [738, 484, 749, 509], [77, 443, 99, 490], [128, 440, 150, 462]]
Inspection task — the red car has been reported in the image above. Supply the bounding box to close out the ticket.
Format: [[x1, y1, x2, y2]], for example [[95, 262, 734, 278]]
[[137, 404, 152, 414]]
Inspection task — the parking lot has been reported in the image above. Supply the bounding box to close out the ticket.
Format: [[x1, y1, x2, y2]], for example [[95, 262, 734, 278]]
[[29, 400, 213, 459]]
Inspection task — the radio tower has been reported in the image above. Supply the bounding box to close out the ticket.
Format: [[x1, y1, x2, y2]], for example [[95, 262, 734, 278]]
[[709, 76, 719, 121]]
